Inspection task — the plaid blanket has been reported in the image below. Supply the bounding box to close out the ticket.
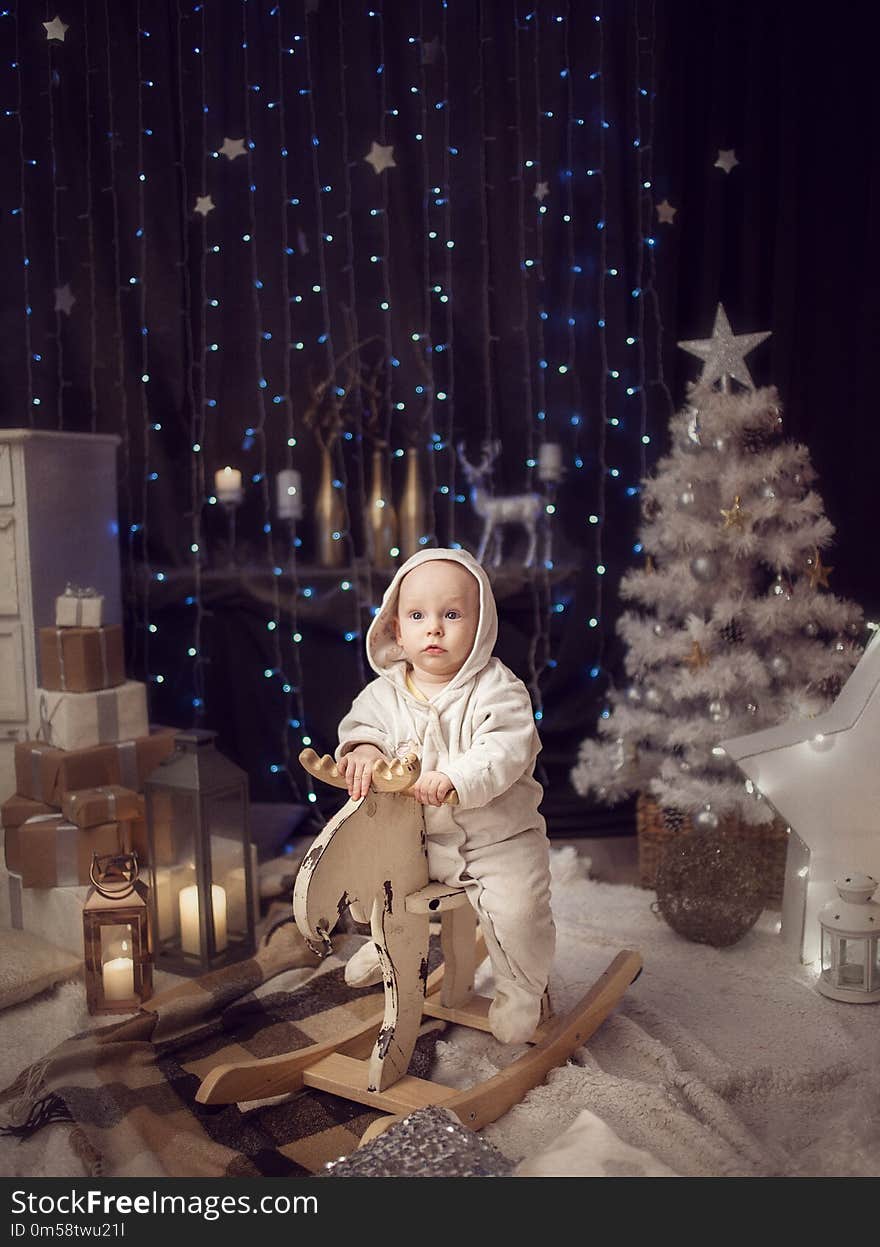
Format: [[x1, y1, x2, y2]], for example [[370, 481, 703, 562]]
[[0, 919, 443, 1178]]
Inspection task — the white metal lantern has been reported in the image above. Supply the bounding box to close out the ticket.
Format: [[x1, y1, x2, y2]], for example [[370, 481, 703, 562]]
[[817, 873, 880, 1003]]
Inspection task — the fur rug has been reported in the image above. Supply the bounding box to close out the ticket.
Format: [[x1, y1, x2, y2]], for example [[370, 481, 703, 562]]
[[1, 847, 878, 1178]]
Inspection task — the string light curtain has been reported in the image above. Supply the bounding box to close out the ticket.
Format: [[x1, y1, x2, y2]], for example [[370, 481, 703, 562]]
[[0, 1, 684, 820]]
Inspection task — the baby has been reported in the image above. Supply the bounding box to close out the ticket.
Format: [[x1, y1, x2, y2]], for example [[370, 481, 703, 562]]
[[335, 546, 555, 1045]]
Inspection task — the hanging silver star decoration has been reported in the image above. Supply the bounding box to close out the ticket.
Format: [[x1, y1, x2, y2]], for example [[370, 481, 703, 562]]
[[219, 137, 247, 160], [678, 303, 770, 390], [43, 16, 69, 41], [714, 148, 739, 174], [656, 198, 677, 224], [54, 284, 75, 315], [534, 181, 549, 202], [364, 141, 396, 175], [194, 194, 215, 217]]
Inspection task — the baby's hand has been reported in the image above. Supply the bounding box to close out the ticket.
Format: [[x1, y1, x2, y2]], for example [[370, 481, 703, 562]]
[[410, 770, 454, 807], [337, 745, 386, 800]]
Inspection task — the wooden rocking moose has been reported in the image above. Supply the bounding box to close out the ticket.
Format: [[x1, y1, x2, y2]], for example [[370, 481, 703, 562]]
[[197, 750, 641, 1143]]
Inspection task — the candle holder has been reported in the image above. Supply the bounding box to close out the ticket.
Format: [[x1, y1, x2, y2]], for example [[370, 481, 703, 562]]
[[144, 729, 256, 976], [83, 852, 152, 1015]]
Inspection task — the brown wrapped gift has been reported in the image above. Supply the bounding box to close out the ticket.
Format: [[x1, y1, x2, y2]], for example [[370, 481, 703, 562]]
[[39, 625, 125, 693], [1, 794, 58, 831], [13, 814, 123, 889], [123, 813, 175, 868], [14, 727, 178, 806], [62, 785, 144, 830]]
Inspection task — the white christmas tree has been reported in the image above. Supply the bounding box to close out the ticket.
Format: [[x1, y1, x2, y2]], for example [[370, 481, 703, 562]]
[[572, 305, 864, 829]]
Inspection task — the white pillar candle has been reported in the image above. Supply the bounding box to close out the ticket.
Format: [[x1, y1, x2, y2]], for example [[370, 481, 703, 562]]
[[276, 468, 303, 520], [102, 956, 134, 1002], [537, 442, 564, 482], [179, 883, 228, 956], [214, 466, 243, 503]]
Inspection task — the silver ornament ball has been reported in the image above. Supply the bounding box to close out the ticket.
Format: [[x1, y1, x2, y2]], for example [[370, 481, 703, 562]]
[[708, 698, 731, 723], [652, 622, 665, 637], [694, 806, 720, 831], [803, 621, 819, 638], [624, 685, 643, 706], [678, 486, 697, 509], [769, 653, 791, 678], [690, 553, 720, 584], [643, 685, 664, 711]]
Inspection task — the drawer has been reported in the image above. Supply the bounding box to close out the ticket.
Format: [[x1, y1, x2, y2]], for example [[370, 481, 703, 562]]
[[0, 444, 12, 505], [0, 621, 26, 720], [0, 513, 19, 615]]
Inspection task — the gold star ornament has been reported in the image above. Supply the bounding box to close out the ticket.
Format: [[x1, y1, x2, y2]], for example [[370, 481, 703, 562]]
[[720, 495, 750, 530], [656, 199, 677, 224], [684, 641, 710, 672], [806, 547, 832, 590]]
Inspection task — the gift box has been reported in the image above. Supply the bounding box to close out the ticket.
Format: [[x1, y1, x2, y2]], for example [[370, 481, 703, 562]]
[[62, 785, 144, 830], [1, 864, 88, 954], [14, 727, 178, 805], [39, 625, 125, 693], [1, 793, 58, 831], [55, 586, 105, 629], [11, 813, 123, 888], [36, 681, 149, 752]]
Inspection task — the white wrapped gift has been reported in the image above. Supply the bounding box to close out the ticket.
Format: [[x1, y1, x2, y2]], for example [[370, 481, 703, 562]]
[[55, 584, 105, 628], [36, 680, 149, 751], [0, 863, 87, 957]]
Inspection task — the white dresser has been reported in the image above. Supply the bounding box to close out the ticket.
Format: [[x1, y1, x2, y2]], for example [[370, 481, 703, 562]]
[[0, 430, 122, 802]]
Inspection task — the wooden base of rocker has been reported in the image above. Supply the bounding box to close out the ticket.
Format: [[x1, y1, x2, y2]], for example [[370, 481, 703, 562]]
[[196, 748, 643, 1147]]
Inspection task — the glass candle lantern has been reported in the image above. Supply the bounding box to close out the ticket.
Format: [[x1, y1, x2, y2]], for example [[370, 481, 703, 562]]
[[817, 873, 880, 1003], [144, 729, 255, 975], [83, 852, 152, 1015]]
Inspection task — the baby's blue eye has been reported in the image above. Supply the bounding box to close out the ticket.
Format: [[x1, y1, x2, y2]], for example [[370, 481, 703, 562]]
[[410, 611, 423, 620], [445, 611, 460, 619]]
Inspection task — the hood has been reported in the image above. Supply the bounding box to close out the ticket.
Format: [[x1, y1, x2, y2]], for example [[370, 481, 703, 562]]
[[365, 547, 497, 698]]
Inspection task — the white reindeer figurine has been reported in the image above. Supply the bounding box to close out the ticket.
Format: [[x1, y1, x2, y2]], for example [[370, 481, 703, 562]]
[[456, 440, 545, 568]]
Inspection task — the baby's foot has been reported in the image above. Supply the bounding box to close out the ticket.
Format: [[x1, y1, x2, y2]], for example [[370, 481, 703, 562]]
[[344, 939, 384, 988], [488, 986, 543, 1045]]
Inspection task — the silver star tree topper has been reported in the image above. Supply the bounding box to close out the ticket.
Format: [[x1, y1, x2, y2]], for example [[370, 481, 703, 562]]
[[677, 303, 770, 390]]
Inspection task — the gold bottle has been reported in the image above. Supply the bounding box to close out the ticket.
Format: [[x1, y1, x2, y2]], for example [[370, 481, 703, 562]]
[[365, 447, 398, 569], [314, 443, 347, 567], [399, 446, 427, 559]]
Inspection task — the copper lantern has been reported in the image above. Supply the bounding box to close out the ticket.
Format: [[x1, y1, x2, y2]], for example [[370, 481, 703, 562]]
[[83, 852, 152, 1015]]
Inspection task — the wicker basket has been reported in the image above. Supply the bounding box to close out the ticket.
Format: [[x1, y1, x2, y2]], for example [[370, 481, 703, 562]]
[[636, 793, 789, 905]]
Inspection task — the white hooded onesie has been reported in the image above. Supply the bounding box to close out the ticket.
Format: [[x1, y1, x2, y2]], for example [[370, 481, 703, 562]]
[[335, 546, 556, 1045]]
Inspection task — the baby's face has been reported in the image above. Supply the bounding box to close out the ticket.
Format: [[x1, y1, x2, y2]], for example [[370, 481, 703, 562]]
[[393, 560, 479, 683]]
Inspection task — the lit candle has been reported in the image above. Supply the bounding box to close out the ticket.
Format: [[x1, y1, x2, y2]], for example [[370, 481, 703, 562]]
[[537, 442, 564, 483], [276, 468, 303, 520], [214, 466, 243, 504], [178, 883, 228, 956], [102, 956, 134, 1003]]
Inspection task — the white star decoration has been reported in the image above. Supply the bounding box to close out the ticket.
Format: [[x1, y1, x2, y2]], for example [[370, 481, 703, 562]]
[[194, 195, 215, 216], [43, 16, 69, 41], [219, 137, 247, 160], [722, 632, 880, 962], [364, 141, 396, 175], [714, 148, 739, 174], [677, 303, 770, 390], [655, 198, 677, 224], [54, 284, 75, 315], [534, 181, 549, 202]]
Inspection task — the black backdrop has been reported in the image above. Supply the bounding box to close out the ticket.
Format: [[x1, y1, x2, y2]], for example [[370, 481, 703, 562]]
[[2, 1, 878, 831]]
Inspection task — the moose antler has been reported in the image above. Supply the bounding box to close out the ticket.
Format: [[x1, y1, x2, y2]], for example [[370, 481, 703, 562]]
[[298, 748, 458, 804]]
